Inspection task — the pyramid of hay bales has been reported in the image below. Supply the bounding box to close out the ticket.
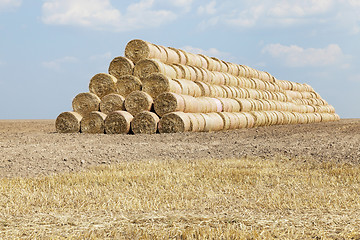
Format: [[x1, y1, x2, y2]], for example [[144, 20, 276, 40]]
[[55, 39, 339, 134]]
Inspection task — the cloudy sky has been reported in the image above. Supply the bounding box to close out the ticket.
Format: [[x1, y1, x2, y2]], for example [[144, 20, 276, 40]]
[[1, 0, 359, 119]]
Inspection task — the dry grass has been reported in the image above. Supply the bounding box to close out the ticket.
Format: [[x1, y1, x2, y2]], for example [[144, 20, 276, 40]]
[[1, 156, 360, 239]]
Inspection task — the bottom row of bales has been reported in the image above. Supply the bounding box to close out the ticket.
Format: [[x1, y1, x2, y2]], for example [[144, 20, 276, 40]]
[[56, 110, 340, 134]]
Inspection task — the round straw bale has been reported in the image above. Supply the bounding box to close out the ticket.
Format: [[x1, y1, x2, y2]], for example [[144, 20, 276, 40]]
[[131, 111, 160, 134], [212, 71, 226, 85], [205, 97, 223, 112], [154, 92, 185, 117], [156, 45, 169, 62], [72, 92, 101, 116], [108, 56, 134, 79], [158, 112, 191, 133], [195, 81, 211, 97], [134, 59, 177, 79], [124, 39, 165, 63], [184, 52, 203, 68], [187, 113, 201, 132], [100, 93, 125, 115], [241, 112, 255, 128], [181, 94, 199, 113], [89, 73, 118, 98], [234, 98, 252, 112], [142, 73, 182, 98], [170, 64, 184, 78], [124, 91, 153, 116], [80, 111, 107, 134], [191, 113, 206, 131], [169, 47, 187, 65], [104, 111, 133, 134], [55, 111, 82, 133], [175, 79, 202, 97], [190, 66, 204, 81], [116, 75, 142, 97], [233, 112, 248, 129], [227, 62, 239, 76], [205, 113, 224, 131], [210, 57, 223, 72], [217, 112, 232, 130], [198, 54, 211, 69]]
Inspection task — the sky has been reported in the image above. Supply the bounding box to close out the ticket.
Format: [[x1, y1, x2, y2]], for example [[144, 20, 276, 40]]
[[0, 0, 359, 119]]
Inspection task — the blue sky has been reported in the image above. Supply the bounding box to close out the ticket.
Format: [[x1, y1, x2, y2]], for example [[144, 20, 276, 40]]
[[0, 0, 359, 119]]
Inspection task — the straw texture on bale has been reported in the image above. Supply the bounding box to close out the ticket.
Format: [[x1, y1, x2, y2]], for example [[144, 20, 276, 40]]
[[80, 111, 107, 134], [89, 73, 118, 98], [72, 92, 101, 116], [158, 112, 191, 133], [131, 111, 160, 134], [134, 59, 177, 79], [125, 39, 166, 63], [104, 111, 133, 134], [154, 92, 185, 117], [55, 111, 82, 133], [124, 91, 153, 116], [142, 73, 182, 98], [100, 93, 125, 115], [116, 75, 142, 97], [108, 56, 134, 79]]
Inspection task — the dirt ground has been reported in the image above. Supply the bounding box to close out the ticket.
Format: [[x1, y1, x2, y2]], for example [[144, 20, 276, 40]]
[[0, 119, 359, 178]]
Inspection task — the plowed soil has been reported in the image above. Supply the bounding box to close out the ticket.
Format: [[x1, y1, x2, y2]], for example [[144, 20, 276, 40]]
[[0, 119, 359, 178]]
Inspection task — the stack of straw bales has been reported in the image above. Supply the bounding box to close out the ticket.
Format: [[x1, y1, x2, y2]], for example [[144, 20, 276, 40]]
[[56, 39, 339, 134]]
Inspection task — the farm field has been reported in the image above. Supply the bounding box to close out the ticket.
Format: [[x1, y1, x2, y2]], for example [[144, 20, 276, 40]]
[[0, 119, 360, 239]]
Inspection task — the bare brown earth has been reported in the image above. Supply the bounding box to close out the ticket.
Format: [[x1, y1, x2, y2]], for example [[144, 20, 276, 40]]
[[0, 119, 359, 178]]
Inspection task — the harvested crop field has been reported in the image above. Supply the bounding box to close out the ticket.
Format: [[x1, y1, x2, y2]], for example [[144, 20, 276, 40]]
[[1, 119, 360, 239]]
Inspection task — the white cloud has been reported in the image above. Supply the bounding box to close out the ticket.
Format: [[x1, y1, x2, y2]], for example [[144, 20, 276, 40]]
[[89, 52, 112, 61], [197, 1, 216, 15], [171, 0, 193, 12], [262, 43, 349, 67], [41, 0, 177, 31], [182, 46, 230, 60], [226, 5, 265, 28], [42, 56, 78, 71], [0, 0, 21, 10], [268, 0, 334, 18]]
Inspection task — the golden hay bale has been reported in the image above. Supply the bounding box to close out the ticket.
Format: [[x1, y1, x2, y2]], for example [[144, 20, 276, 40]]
[[89, 73, 118, 98], [134, 59, 177, 79], [209, 57, 223, 72], [190, 66, 204, 81], [217, 112, 236, 130], [116, 75, 142, 97], [170, 64, 184, 78], [183, 52, 203, 68], [108, 56, 134, 79], [216, 98, 240, 112], [169, 47, 187, 65], [142, 73, 182, 98], [72, 92, 101, 116], [202, 113, 224, 132], [158, 112, 191, 133], [104, 110, 133, 134], [100, 93, 125, 115], [250, 111, 267, 127], [174, 78, 202, 97], [195, 81, 211, 97], [234, 98, 252, 112], [233, 112, 248, 129], [80, 111, 107, 134], [55, 111, 82, 133], [131, 111, 160, 134], [154, 92, 185, 117], [181, 94, 199, 113], [187, 113, 201, 132], [124, 91, 153, 116], [227, 62, 239, 76], [124, 39, 166, 63]]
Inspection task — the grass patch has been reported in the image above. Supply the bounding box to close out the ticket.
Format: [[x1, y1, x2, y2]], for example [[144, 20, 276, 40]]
[[1, 156, 360, 239]]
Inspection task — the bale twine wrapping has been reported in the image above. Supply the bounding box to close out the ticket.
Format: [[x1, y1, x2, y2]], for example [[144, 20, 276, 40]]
[[158, 112, 191, 133], [124, 91, 153, 116], [55, 111, 82, 133], [154, 92, 185, 117], [131, 111, 160, 134], [72, 92, 101, 116], [134, 59, 177, 79], [125, 39, 166, 63], [142, 73, 182, 98], [80, 111, 107, 134], [108, 56, 134, 79], [104, 111, 133, 134], [116, 75, 142, 97], [100, 93, 125, 115], [89, 73, 118, 98]]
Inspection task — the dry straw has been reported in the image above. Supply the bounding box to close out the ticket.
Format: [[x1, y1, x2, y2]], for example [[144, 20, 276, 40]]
[[100, 93, 125, 115], [80, 111, 107, 134], [134, 59, 177, 79], [124, 91, 153, 116], [142, 73, 182, 98], [116, 75, 142, 97], [72, 92, 101, 116], [104, 110, 133, 134], [131, 111, 160, 134], [154, 92, 185, 117], [55, 111, 82, 133], [125, 39, 166, 63], [89, 73, 118, 98], [158, 112, 191, 133], [108, 56, 134, 79]]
